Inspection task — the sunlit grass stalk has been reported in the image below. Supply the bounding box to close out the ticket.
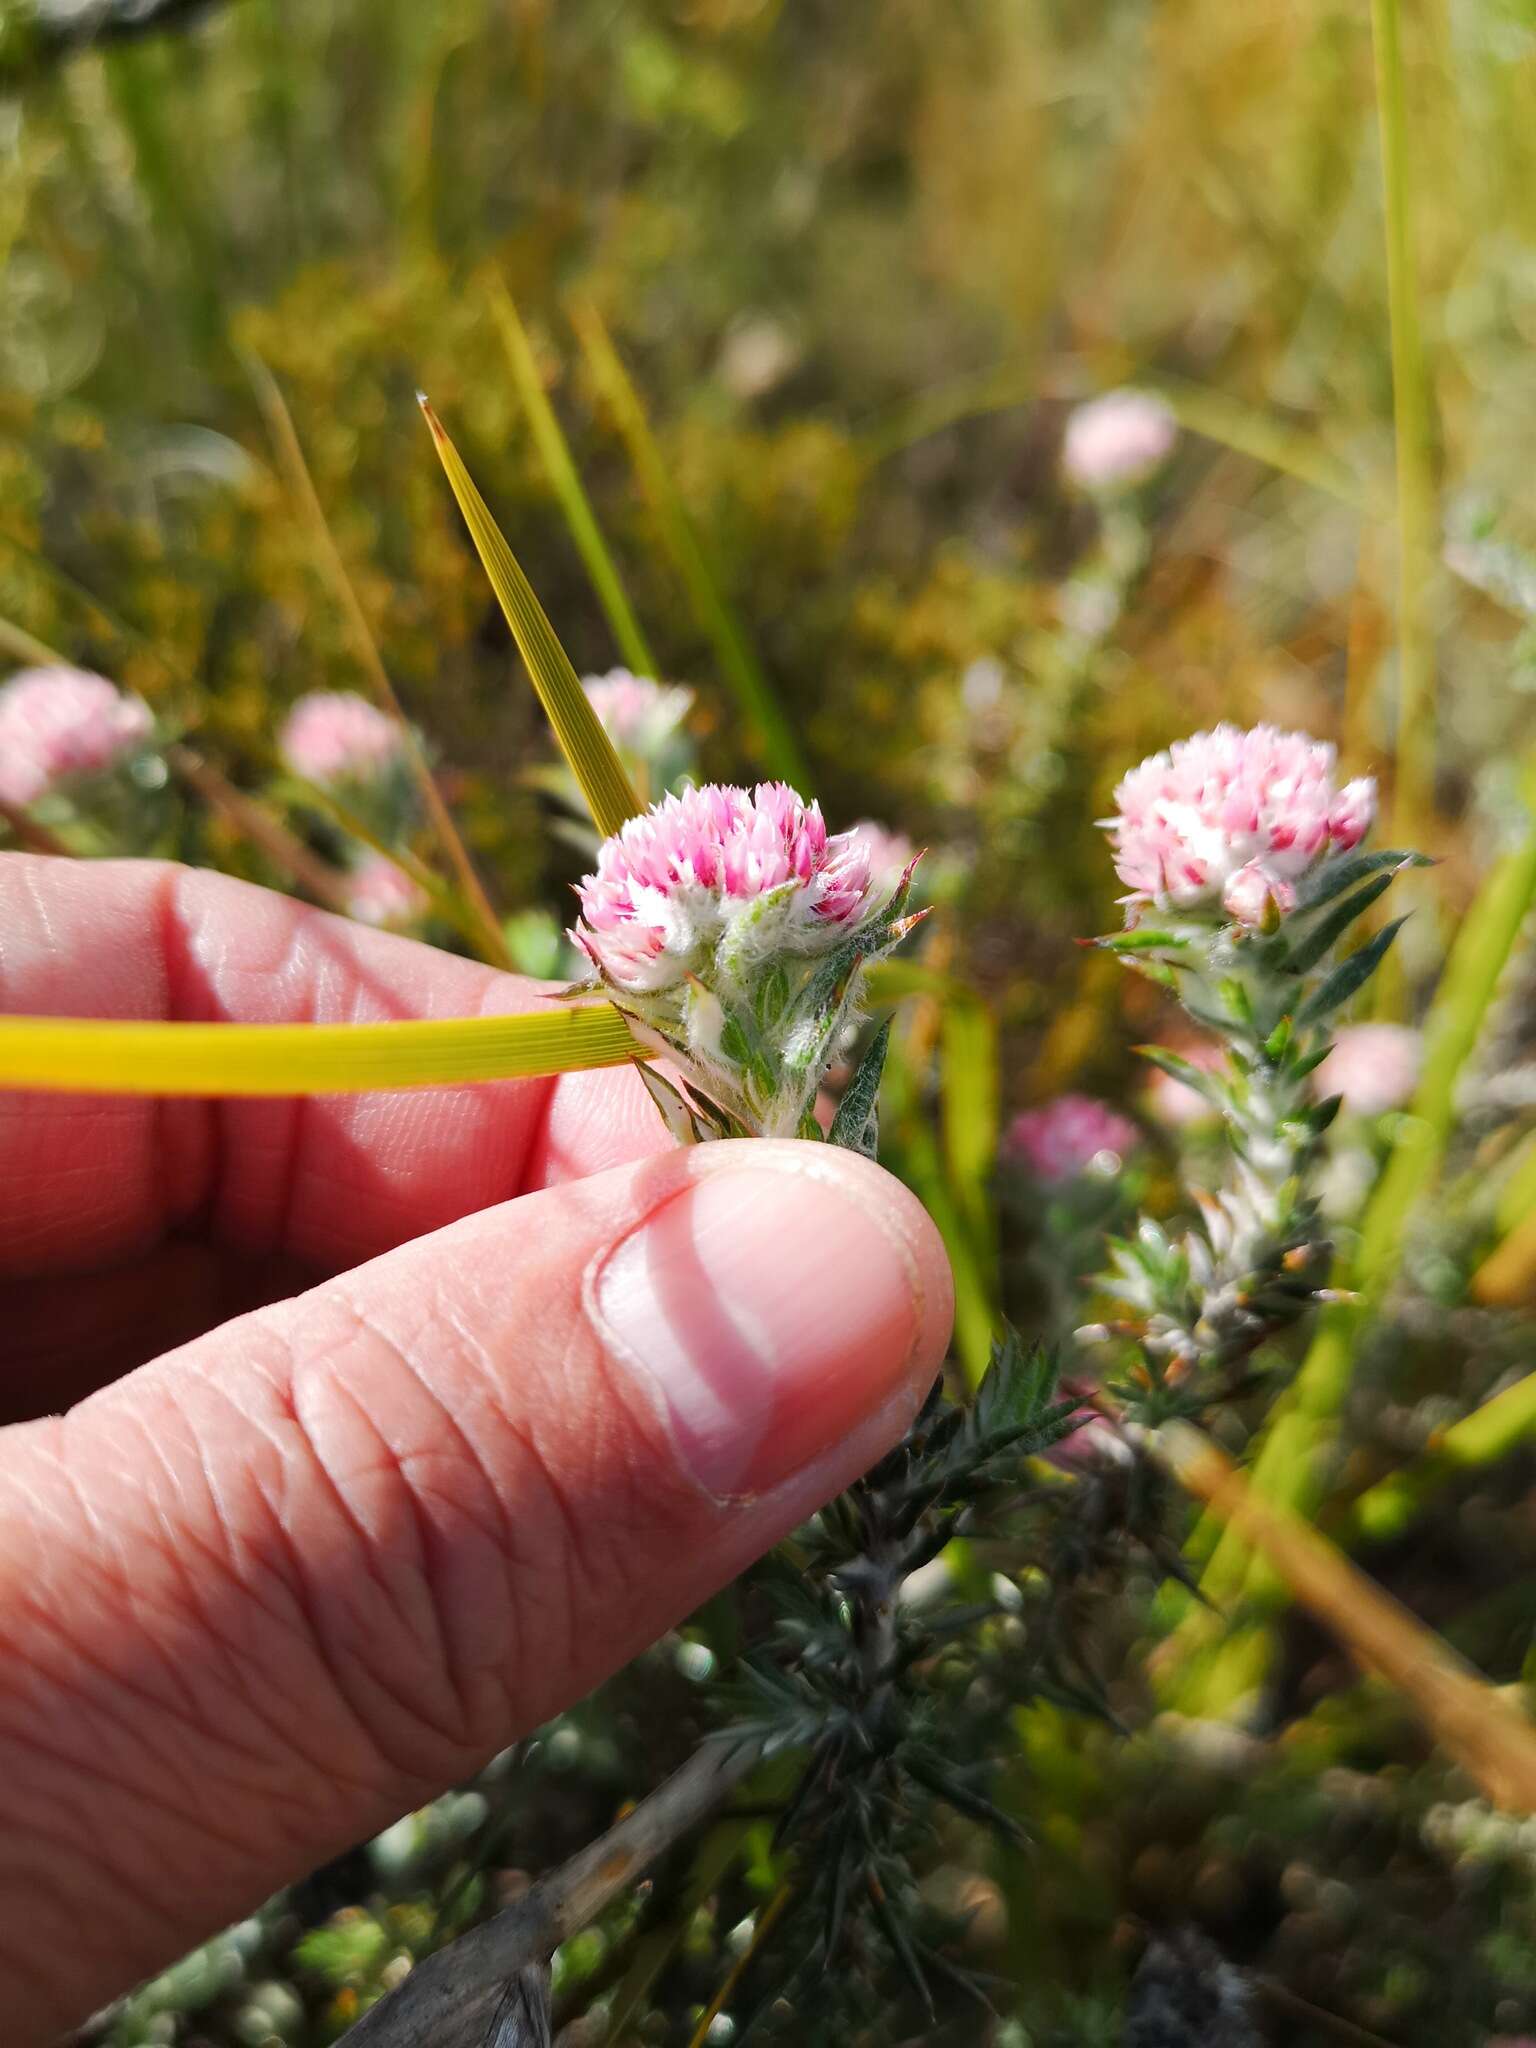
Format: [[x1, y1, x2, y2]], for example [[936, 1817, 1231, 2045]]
[[685, 1881, 794, 2048], [418, 396, 642, 840], [1371, 0, 1437, 858], [0, 799, 68, 856], [0, 610, 71, 670], [1157, 1422, 1536, 1812], [1339, 1368, 1536, 1546], [488, 276, 659, 679], [1474, 1210, 1536, 1308], [0, 1005, 643, 1097], [879, 1009, 997, 1386], [243, 349, 513, 969], [0, 532, 188, 700], [165, 743, 353, 912], [1469, 1130, 1536, 1305], [567, 297, 811, 790], [938, 961, 1000, 1266], [1497, 1132, 1536, 1236], [267, 768, 492, 954]]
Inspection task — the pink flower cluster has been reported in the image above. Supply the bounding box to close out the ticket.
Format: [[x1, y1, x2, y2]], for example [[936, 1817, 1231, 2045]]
[[573, 782, 875, 993], [279, 691, 406, 789], [346, 853, 428, 929], [0, 666, 153, 808], [1106, 724, 1375, 926], [581, 670, 694, 755], [1314, 1023, 1420, 1118], [1062, 389, 1177, 492], [1007, 1094, 1140, 1185]]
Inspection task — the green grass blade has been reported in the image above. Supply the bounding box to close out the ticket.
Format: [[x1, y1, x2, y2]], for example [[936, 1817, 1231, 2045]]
[[244, 350, 513, 968], [418, 395, 642, 841], [567, 298, 811, 790], [0, 613, 69, 669], [1371, 0, 1437, 857], [879, 1010, 997, 1386], [941, 990, 1000, 1257], [0, 1006, 643, 1096], [1342, 1368, 1536, 1547], [488, 275, 659, 680]]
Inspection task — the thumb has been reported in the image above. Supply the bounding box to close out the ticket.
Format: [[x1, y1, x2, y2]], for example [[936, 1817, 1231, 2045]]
[[0, 1139, 951, 2041]]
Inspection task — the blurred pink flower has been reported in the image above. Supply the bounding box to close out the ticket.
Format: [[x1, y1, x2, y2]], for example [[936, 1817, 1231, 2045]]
[[279, 691, 406, 788], [1047, 1404, 1129, 1470], [1006, 1094, 1140, 1185], [1106, 724, 1375, 926], [573, 781, 875, 994], [0, 666, 153, 808], [1144, 1039, 1224, 1128], [581, 669, 693, 755], [850, 818, 917, 892], [346, 853, 428, 929], [1062, 389, 1176, 491], [1314, 1022, 1420, 1117]]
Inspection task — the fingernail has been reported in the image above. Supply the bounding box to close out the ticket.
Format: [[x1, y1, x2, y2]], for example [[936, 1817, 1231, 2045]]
[[590, 1156, 925, 1499]]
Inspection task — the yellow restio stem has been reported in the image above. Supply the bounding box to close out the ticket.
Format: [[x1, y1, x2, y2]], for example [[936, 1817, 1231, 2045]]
[[0, 1007, 645, 1097]]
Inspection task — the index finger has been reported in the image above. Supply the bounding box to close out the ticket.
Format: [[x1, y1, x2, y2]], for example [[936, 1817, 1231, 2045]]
[[0, 854, 671, 1280]]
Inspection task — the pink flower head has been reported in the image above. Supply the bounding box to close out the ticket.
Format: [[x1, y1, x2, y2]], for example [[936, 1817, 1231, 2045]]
[[1062, 389, 1177, 492], [581, 670, 694, 755], [573, 781, 876, 994], [1106, 724, 1376, 927], [850, 819, 917, 891], [0, 666, 153, 808], [1006, 1094, 1140, 1185], [345, 854, 428, 929], [1314, 1023, 1420, 1118], [279, 692, 406, 789]]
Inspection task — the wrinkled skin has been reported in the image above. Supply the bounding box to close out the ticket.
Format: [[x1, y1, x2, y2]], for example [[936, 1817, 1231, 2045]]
[[0, 856, 951, 2042]]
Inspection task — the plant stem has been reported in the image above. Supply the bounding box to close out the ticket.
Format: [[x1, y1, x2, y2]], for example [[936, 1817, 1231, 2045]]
[[1370, 0, 1437, 857], [343, 1742, 758, 2048], [244, 350, 513, 969], [166, 744, 353, 910]]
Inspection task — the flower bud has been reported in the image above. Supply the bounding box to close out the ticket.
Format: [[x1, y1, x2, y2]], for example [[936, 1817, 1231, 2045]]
[[571, 781, 919, 1138], [1105, 723, 1376, 928]]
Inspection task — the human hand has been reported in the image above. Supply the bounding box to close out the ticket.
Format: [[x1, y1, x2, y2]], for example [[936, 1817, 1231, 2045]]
[[0, 855, 952, 2042]]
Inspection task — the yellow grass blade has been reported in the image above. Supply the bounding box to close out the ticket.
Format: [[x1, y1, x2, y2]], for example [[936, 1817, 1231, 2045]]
[[242, 350, 513, 969], [418, 394, 642, 841], [0, 1006, 644, 1097]]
